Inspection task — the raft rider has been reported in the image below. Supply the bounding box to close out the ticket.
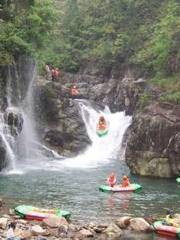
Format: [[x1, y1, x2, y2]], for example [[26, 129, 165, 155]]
[[98, 115, 107, 130], [121, 175, 130, 187], [107, 172, 117, 187]]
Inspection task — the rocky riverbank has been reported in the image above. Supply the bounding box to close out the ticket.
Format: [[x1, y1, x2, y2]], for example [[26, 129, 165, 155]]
[[0, 199, 157, 240]]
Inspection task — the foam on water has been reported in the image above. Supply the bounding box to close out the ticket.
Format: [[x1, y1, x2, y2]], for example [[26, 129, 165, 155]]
[[47, 102, 131, 170]]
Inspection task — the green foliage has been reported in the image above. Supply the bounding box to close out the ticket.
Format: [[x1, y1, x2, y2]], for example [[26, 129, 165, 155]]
[[160, 91, 180, 104], [0, 0, 179, 98], [0, 0, 58, 64]]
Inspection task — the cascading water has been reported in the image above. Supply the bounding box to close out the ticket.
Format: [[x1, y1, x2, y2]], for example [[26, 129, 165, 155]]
[[48, 101, 132, 169], [0, 61, 56, 173]]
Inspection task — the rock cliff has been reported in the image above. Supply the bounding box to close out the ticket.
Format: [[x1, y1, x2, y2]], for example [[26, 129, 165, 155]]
[[34, 70, 144, 157], [126, 102, 180, 177]]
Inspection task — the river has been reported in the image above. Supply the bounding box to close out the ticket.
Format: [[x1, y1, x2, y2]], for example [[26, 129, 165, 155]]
[[0, 103, 179, 240]]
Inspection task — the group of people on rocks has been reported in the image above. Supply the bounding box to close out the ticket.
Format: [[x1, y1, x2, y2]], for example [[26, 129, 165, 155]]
[[107, 172, 130, 188], [45, 64, 80, 97], [45, 64, 61, 81]]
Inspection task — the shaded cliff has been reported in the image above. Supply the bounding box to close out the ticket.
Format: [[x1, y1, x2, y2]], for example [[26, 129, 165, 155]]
[[126, 102, 180, 177]]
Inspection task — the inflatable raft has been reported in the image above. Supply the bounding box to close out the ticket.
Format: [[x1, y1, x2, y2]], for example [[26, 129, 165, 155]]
[[96, 128, 108, 137], [15, 205, 71, 221], [99, 183, 142, 193], [153, 221, 180, 239]]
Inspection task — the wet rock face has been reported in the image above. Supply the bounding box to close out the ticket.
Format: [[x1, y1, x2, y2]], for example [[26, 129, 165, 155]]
[[126, 103, 180, 177], [4, 108, 23, 136], [35, 70, 144, 157], [34, 81, 91, 157], [0, 137, 7, 171]]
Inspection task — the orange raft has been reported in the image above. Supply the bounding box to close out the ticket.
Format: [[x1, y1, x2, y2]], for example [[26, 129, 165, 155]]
[[153, 221, 180, 239]]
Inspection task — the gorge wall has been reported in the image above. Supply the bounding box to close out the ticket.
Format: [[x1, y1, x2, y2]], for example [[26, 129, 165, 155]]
[[34, 64, 180, 178], [0, 58, 179, 178], [34, 67, 144, 157]]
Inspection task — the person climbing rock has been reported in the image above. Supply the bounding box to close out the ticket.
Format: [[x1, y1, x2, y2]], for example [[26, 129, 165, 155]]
[[107, 172, 117, 187], [121, 175, 130, 187], [45, 64, 51, 80], [70, 85, 79, 96], [54, 68, 60, 80]]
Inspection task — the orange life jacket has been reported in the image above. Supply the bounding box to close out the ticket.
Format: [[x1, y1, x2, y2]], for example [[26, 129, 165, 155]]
[[107, 175, 116, 187], [71, 88, 79, 96], [121, 178, 130, 187]]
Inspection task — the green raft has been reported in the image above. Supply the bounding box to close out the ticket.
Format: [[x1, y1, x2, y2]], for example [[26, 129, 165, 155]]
[[99, 183, 142, 193], [176, 178, 180, 183], [96, 128, 108, 137], [15, 205, 71, 221]]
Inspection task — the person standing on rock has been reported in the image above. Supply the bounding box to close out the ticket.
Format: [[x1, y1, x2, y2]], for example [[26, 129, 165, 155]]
[[6, 222, 20, 240], [55, 68, 61, 80], [51, 67, 61, 81], [45, 63, 51, 81], [70, 85, 79, 97], [51, 67, 56, 81]]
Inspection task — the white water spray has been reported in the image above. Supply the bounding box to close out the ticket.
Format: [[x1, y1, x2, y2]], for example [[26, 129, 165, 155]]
[[49, 101, 131, 169]]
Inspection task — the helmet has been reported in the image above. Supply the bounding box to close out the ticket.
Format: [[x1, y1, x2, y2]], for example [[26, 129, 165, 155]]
[[99, 116, 104, 120], [166, 209, 173, 215]]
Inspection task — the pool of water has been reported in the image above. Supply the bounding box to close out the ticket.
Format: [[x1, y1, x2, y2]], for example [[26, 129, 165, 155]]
[[0, 158, 179, 223]]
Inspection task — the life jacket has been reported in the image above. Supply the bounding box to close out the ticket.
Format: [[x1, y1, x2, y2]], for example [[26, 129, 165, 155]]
[[54, 69, 60, 78], [121, 178, 130, 187], [51, 69, 56, 77], [107, 175, 116, 187], [98, 120, 107, 130], [71, 87, 78, 96]]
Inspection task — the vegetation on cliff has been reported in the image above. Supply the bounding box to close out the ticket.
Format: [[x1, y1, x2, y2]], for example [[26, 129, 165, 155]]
[[0, 0, 179, 102], [0, 0, 57, 64]]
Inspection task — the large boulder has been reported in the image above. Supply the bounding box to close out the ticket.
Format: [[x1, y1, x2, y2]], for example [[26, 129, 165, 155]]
[[104, 223, 123, 238], [116, 216, 131, 229], [126, 103, 180, 177], [0, 217, 8, 229], [42, 216, 68, 228], [31, 225, 47, 236], [129, 218, 152, 232]]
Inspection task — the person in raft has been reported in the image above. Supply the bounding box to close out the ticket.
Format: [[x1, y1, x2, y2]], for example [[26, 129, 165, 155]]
[[121, 175, 130, 187], [164, 209, 180, 227], [98, 115, 107, 130], [107, 172, 117, 187], [70, 85, 79, 96]]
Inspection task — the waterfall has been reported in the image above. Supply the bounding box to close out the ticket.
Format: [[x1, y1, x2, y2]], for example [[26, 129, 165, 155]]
[[0, 61, 44, 173], [48, 101, 132, 170], [0, 58, 63, 173]]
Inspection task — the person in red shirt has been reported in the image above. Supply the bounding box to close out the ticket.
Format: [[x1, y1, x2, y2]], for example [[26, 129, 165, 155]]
[[51, 68, 56, 81], [107, 172, 117, 187], [121, 175, 130, 187], [55, 68, 60, 79], [70, 85, 79, 96], [51, 67, 61, 81]]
